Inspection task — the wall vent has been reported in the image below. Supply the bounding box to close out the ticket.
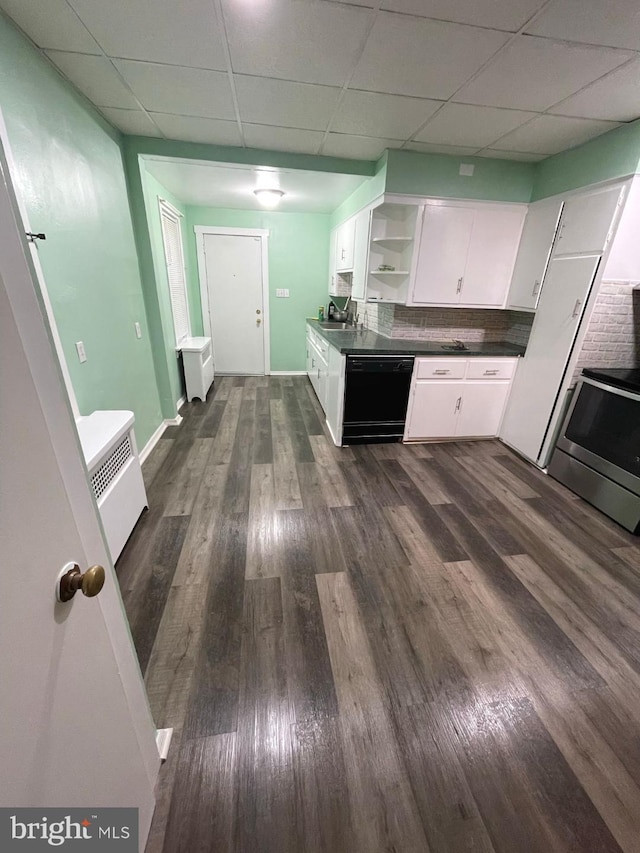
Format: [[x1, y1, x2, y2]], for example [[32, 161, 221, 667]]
[[91, 433, 132, 501]]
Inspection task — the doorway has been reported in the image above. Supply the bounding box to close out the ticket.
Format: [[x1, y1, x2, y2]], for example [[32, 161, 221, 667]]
[[196, 227, 270, 375]]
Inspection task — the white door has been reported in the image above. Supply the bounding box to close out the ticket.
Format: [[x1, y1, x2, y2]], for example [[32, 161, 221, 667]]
[[457, 382, 511, 437], [462, 206, 525, 307], [554, 186, 624, 256], [507, 198, 564, 311], [0, 158, 158, 836], [202, 232, 266, 375], [406, 382, 461, 439], [500, 255, 601, 463], [410, 206, 473, 305]]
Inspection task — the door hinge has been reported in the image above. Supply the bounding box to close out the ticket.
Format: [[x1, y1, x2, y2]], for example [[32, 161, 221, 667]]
[[26, 232, 46, 243]]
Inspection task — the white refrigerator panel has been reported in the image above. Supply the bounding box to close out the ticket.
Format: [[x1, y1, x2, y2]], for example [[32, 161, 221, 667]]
[[500, 255, 601, 463]]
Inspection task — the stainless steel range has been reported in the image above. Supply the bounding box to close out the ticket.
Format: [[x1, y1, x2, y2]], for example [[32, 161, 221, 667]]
[[548, 367, 640, 533]]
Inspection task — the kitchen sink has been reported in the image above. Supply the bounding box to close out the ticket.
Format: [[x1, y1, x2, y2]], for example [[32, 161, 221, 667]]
[[319, 321, 353, 330]]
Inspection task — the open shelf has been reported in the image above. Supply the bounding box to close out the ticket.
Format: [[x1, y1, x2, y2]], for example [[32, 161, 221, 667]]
[[370, 270, 410, 276], [371, 237, 413, 245]]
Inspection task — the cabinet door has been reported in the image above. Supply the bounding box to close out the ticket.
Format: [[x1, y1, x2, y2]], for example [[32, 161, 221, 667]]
[[507, 198, 564, 311], [351, 208, 371, 301], [500, 254, 601, 464], [328, 228, 337, 294], [457, 382, 510, 437], [462, 206, 525, 307], [410, 206, 473, 305], [326, 345, 346, 445], [405, 382, 461, 439], [336, 217, 356, 271], [554, 186, 624, 256]]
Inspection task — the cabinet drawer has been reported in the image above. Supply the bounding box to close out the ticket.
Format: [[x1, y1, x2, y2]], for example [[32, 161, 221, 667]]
[[316, 337, 329, 362], [466, 359, 516, 380], [415, 358, 466, 379]]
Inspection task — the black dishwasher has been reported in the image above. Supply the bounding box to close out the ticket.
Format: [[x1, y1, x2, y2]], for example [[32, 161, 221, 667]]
[[342, 355, 414, 443]]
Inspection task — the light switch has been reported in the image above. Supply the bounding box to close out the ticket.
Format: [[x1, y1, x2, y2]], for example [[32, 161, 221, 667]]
[[134, 321, 142, 339], [276, 288, 290, 297], [459, 163, 475, 176], [75, 341, 87, 363]]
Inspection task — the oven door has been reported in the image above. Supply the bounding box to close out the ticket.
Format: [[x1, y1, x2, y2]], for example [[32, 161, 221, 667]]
[[555, 377, 640, 496]]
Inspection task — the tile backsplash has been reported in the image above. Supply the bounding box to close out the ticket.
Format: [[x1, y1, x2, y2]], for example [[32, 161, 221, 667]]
[[573, 281, 640, 381], [354, 300, 533, 346]]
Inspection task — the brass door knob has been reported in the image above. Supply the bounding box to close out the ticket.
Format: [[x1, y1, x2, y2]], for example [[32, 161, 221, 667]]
[[58, 563, 105, 602]]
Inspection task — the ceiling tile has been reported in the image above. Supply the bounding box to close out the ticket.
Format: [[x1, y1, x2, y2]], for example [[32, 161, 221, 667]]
[[114, 61, 235, 119], [477, 148, 546, 161], [45, 51, 138, 109], [549, 59, 640, 122], [150, 113, 242, 146], [222, 0, 373, 87], [350, 12, 508, 99], [0, 0, 101, 52], [322, 133, 399, 160], [403, 141, 481, 156], [99, 107, 162, 137], [490, 114, 620, 155], [415, 103, 537, 147], [526, 0, 640, 51], [332, 90, 442, 139], [67, 0, 227, 69], [243, 124, 324, 155], [454, 35, 633, 111], [381, 0, 547, 32], [235, 76, 341, 132]]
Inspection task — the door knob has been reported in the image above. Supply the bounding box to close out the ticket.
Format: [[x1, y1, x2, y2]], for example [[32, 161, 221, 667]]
[[57, 563, 105, 602]]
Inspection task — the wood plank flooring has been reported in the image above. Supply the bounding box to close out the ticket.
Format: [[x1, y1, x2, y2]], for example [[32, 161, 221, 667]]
[[116, 374, 640, 853]]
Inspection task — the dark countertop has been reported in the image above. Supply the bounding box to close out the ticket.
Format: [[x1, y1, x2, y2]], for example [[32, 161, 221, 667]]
[[307, 319, 526, 357]]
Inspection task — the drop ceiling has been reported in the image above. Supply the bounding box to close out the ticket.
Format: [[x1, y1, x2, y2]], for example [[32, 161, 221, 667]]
[[3, 0, 640, 162], [142, 156, 370, 213]]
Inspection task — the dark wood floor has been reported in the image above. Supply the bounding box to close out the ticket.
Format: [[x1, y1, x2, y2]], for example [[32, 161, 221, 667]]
[[116, 374, 640, 853]]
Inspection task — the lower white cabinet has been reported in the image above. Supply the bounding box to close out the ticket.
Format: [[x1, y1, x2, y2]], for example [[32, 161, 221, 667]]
[[405, 357, 517, 441], [306, 325, 329, 411]]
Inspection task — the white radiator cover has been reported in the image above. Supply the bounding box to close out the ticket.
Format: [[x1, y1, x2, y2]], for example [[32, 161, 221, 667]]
[[76, 410, 148, 562]]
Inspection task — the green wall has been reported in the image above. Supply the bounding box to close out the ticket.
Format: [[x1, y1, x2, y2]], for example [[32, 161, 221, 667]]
[[532, 119, 640, 201], [384, 149, 536, 202], [185, 207, 330, 371], [330, 154, 387, 229], [0, 13, 162, 448], [139, 165, 190, 407]]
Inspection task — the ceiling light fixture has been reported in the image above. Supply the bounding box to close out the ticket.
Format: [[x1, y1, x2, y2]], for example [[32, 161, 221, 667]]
[[253, 188, 285, 208]]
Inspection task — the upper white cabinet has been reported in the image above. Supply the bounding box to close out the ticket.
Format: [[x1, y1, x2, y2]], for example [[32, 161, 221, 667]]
[[554, 185, 625, 256], [507, 198, 564, 312], [409, 203, 525, 308], [335, 217, 356, 272], [350, 208, 371, 302]]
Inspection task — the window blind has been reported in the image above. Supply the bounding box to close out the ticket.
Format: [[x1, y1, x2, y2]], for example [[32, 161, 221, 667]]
[[159, 201, 190, 345]]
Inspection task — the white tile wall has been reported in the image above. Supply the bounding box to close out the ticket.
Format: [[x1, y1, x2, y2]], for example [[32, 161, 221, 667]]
[[573, 280, 640, 381]]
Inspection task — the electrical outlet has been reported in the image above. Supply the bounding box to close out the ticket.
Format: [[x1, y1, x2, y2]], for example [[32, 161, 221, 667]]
[[134, 321, 142, 339], [276, 288, 290, 297], [75, 341, 87, 363]]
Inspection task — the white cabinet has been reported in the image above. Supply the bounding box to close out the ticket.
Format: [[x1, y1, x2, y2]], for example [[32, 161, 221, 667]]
[[500, 255, 601, 464], [306, 324, 329, 411], [180, 336, 214, 402], [335, 217, 356, 272], [351, 208, 371, 302], [405, 357, 517, 441], [326, 344, 346, 446], [554, 185, 624, 256], [366, 202, 420, 304], [328, 228, 337, 294], [409, 203, 525, 308], [507, 198, 564, 312]]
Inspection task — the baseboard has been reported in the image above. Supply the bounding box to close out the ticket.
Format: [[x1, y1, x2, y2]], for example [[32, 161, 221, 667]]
[[155, 727, 173, 762], [176, 394, 186, 411], [164, 413, 183, 427], [139, 420, 167, 464], [269, 370, 307, 375]]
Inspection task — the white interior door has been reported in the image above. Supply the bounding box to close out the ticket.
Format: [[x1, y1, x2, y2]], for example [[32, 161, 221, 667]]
[[500, 255, 601, 464], [0, 151, 158, 838], [202, 232, 266, 375]]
